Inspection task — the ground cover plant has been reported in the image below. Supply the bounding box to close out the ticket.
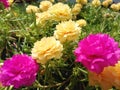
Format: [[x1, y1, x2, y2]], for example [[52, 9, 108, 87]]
[[0, 0, 120, 90]]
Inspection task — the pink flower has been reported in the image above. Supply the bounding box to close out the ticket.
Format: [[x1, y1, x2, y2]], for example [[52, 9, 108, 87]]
[[0, 54, 39, 88], [0, 0, 9, 8], [74, 34, 120, 74]]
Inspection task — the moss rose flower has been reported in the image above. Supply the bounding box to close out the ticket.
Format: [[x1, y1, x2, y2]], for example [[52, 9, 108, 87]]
[[26, 5, 39, 14], [54, 20, 81, 43], [48, 2, 72, 21], [92, 0, 101, 7], [110, 4, 120, 11], [89, 61, 120, 90], [39, 1, 52, 11], [76, 19, 87, 27], [31, 37, 63, 64], [72, 3, 82, 16], [36, 12, 51, 27], [74, 34, 120, 74], [0, 54, 39, 88]]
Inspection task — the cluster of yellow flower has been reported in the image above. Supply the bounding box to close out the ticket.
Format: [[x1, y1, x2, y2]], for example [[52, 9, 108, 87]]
[[26, 0, 88, 25], [110, 3, 120, 11], [31, 20, 83, 64], [26, 1, 72, 22], [89, 61, 120, 90], [91, 0, 120, 11], [26, 0, 87, 64], [26, 0, 120, 26]]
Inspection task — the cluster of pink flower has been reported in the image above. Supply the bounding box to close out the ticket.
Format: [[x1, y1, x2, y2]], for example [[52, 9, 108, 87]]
[[0, 0, 9, 8], [74, 34, 120, 74]]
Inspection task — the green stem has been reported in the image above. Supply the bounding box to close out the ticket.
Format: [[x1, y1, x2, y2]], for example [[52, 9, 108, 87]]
[[35, 76, 71, 89], [79, 68, 88, 74]]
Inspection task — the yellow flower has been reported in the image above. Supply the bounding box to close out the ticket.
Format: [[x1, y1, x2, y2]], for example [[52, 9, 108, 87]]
[[8, 0, 14, 5], [102, 0, 113, 7], [117, 3, 120, 9], [39, 1, 52, 12], [76, 19, 87, 27], [31, 37, 63, 64], [72, 3, 83, 15], [92, 0, 101, 7], [110, 4, 120, 11], [89, 61, 120, 90], [54, 20, 81, 43], [102, 1, 109, 7], [36, 12, 51, 26], [76, 0, 88, 5], [26, 5, 39, 14], [48, 2, 72, 21]]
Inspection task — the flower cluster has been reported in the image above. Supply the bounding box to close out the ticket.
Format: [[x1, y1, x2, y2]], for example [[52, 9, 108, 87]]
[[0, 54, 39, 88], [74, 34, 120, 74], [110, 3, 120, 11]]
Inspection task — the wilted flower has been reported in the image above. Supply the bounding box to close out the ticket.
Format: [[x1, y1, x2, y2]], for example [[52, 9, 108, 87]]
[[72, 3, 83, 15], [39, 1, 52, 11], [92, 0, 101, 7], [0, 54, 39, 88], [54, 20, 81, 43], [89, 61, 120, 90], [48, 2, 72, 21], [36, 12, 51, 26], [76, 0, 88, 5], [74, 34, 120, 74], [31, 37, 63, 64], [76, 19, 87, 27], [26, 5, 39, 13], [0, 0, 9, 8], [110, 4, 120, 11]]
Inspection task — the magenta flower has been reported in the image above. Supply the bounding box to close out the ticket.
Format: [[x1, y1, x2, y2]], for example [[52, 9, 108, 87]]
[[0, 0, 9, 8], [0, 54, 39, 88], [74, 34, 120, 74]]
